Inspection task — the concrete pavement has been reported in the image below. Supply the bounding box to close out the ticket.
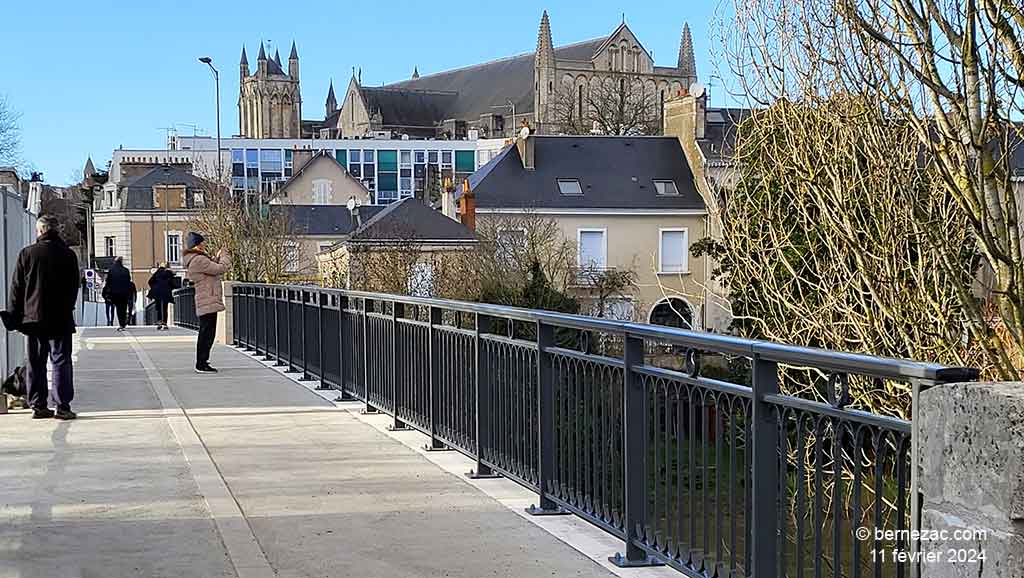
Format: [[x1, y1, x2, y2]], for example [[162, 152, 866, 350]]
[[0, 327, 620, 578]]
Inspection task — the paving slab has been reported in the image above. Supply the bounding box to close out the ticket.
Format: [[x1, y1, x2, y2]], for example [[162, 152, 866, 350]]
[[0, 327, 619, 578]]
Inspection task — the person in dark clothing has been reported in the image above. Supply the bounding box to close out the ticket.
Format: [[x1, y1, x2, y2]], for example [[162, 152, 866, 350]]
[[147, 263, 175, 330], [101, 282, 115, 326], [105, 256, 133, 331], [127, 281, 138, 326], [3, 215, 80, 420]]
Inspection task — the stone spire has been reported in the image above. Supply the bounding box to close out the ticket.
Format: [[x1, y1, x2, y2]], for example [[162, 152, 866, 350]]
[[536, 10, 554, 68], [678, 23, 696, 82], [412, 66, 419, 79], [240, 46, 249, 79], [288, 41, 299, 79], [273, 48, 282, 68], [325, 80, 337, 116], [257, 43, 267, 61], [83, 157, 95, 180]]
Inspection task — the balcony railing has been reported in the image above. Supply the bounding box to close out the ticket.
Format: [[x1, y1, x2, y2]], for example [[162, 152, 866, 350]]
[[173, 283, 978, 577]]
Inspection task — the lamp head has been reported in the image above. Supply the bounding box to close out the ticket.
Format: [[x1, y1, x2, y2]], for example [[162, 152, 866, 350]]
[[199, 57, 212, 64]]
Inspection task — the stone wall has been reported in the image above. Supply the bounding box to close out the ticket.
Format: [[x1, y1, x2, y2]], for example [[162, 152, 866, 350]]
[[918, 382, 1024, 577]]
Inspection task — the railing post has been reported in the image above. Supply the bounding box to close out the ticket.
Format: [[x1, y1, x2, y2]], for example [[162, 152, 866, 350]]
[[467, 313, 500, 479], [362, 298, 376, 414], [336, 294, 356, 401], [389, 301, 406, 430], [750, 352, 780, 578], [610, 333, 662, 567], [527, 321, 569, 515], [273, 289, 284, 367], [315, 291, 329, 389], [298, 290, 313, 380], [425, 306, 448, 451]]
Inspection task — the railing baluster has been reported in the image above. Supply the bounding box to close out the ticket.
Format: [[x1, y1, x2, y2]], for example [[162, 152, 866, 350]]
[[425, 306, 447, 451], [390, 301, 406, 430], [610, 333, 662, 567], [751, 353, 781, 578], [361, 298, 375, 414], [467, 313, 499, 479], [527, 321, 568, 515]]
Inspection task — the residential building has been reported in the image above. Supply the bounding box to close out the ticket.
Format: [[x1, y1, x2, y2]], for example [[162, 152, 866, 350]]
[[317, 198, 478, 294], [330, 12, 698, 140], [466, 134, 714, 329], [268, 149, 371, 206], [271, 204, 384, 279], [92, 165, 207, 286]]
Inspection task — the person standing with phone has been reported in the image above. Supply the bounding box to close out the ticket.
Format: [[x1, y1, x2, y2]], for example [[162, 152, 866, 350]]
[[182, 232, 230, 373]]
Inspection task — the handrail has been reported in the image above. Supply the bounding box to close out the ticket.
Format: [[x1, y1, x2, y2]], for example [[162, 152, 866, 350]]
[[225, 282, 979, 384]]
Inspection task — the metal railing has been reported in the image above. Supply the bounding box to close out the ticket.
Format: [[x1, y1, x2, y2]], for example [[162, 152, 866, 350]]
[[173, 287, 199, 330], [177, 282, 978, 578]]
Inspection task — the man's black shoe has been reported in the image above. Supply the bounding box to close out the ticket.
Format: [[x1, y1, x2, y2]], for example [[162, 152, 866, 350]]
[[195, 365, 218, 374], [32, 408, 54, 419], [54, 409, 77, 420]]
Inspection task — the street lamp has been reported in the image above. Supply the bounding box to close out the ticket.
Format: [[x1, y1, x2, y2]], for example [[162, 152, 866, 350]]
[[198, 57, 222, 186]]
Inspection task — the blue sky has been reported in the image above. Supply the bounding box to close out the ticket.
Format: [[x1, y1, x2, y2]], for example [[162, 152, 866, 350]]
[[1, 0, 732, 184]]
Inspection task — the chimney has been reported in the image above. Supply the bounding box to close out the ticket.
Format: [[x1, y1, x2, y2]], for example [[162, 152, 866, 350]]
[[441, 177, 457, 220], [516, 133, 535, 171], [458, 179, 476, 231]]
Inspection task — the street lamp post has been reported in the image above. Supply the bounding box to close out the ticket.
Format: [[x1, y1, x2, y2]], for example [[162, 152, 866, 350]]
[[198, 57, 222, 187]]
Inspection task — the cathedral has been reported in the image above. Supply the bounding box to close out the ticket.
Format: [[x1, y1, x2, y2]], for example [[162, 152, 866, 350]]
[[325, 12, 698, 139], [238, 41, 302, 139]]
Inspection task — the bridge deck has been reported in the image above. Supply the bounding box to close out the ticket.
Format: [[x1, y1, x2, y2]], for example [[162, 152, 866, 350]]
[[0, 327, 633, 578]]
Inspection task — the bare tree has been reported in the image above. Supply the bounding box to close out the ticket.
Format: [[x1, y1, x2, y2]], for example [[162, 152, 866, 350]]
[[720, 0, 1024, 378], [187, 181, 294, 283], [0, 95, 21, 167], [576, 264, 639, 320], [550, 76, 661, 135]]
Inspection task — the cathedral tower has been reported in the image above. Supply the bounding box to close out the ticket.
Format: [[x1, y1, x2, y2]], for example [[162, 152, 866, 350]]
[[238, 41, 302, 138]]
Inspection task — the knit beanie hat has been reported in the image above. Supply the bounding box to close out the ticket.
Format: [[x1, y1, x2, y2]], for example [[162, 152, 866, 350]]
[[186, 232, 205, 250]]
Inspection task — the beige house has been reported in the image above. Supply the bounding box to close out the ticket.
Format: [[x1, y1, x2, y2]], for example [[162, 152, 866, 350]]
[[269, 149, 371, 207], [92, 165, 206, 287], [468, 135, 714, 330]]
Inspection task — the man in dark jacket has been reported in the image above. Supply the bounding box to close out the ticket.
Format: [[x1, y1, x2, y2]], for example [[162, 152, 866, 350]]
[[147, 263, 176, 330], [105, 256, 133, 331], [6, 215, 80, 420]]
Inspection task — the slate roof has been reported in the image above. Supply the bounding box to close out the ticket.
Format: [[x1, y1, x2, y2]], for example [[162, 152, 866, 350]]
[[360, 88, 459, 129], [383, 38, 605, 124], [470, 136, 705, 211], [698, 107, 751, 164], [271, 204, 384, 237], [120, 165, 208, 210], [347, 197, 478, 244], [274, 150, 368, 200]]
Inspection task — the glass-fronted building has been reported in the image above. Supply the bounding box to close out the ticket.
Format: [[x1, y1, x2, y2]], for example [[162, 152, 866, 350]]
[[191, 137, 480, 205]]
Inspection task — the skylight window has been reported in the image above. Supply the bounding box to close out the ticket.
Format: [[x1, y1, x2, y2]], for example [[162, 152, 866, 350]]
[[654, 180, 679, 196], [557, 179, 583, 196]]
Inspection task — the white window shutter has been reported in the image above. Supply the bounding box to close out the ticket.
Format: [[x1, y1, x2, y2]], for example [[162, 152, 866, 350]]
[[660, 230, 688, 273], [579, 231, 606, 269]]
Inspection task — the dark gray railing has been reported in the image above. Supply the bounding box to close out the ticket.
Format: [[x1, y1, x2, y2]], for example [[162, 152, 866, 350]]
[[173, 286, 199, 330], [178, 282, 979, 577]]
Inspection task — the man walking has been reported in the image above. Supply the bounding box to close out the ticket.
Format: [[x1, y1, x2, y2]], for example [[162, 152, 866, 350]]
[[5, 215, 80, 420], [104, 256, 132, 331]]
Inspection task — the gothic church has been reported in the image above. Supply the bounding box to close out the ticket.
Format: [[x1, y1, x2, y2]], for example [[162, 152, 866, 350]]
[[238, 41, 302, 138]]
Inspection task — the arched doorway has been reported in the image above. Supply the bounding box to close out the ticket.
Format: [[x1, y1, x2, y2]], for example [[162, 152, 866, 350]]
[[648, 298, 694, 330]]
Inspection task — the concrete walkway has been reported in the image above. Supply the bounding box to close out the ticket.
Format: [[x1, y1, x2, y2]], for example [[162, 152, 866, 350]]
[[0, 327, 620, 578]]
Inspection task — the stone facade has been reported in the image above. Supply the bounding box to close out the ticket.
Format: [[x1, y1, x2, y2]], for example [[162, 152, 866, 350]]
[[918, 381, 1024, 577], [238, 42, 302, 139]]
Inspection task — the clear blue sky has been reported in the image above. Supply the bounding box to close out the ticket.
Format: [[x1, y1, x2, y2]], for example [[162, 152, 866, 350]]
[[2, 0, 732, 185]]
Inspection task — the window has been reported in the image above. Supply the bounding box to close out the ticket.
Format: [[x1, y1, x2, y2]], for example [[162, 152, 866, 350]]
[[649, 298, 693, 330], [165, 233, 182, 265], [408, 262, 433, 297], [557, 179, 583, 196], [312, 179, 332, 204], [104, 236, 115, 257], [378, 150, 398, 201], [455, 150, 475, 173], [283, 242, 300, 273], [350, 149, 361, 164], [659, 229, 689, 273], [336, 149, 347, 168], [441, 150, 453, 166], [654, 180, 679, 196], [578, 229, 607, 269]]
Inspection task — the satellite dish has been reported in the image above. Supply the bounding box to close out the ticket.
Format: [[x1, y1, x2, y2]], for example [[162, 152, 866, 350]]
[[689, 82, 706, 98], [346, 196, 357, 212]]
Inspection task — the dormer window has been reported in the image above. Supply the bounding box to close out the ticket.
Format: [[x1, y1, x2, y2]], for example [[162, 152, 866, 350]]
[[557, 179, 583, 196], [654, 180, 679, 196]]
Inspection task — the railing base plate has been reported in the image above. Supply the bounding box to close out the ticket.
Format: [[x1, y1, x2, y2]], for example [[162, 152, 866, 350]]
[[386, 424, 408, 431], [423, 441, 451, 452], [607, 553, 665, 568], [525, 504, 570, 516], [466, 469, 501, 480]]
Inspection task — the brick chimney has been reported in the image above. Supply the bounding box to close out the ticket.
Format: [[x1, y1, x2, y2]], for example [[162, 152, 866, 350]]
[[458, 179, 476, 231], [516, 132, 535, 170]]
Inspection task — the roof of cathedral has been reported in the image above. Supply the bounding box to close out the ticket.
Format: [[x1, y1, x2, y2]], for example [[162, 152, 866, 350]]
[[379, 37, 605, 125], [469, 136, 706, 211], [359, 87, 459, 130]]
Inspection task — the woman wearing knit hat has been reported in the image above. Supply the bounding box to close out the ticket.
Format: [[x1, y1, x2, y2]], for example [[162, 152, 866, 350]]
[[182, 232, 231, 373]]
